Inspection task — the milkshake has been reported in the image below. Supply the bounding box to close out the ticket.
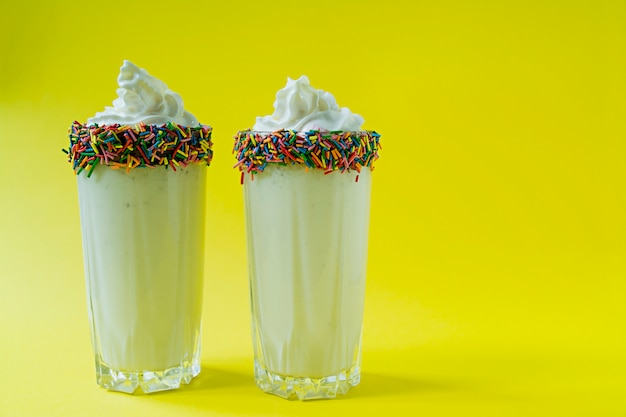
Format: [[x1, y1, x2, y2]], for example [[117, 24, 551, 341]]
[[65, 61, 213, 394], [234, 76, 381, 400]]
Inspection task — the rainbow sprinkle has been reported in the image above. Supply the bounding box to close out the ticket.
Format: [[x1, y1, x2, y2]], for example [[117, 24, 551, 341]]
[[64, 122, 213, 176], [233, 130, 381, 176]]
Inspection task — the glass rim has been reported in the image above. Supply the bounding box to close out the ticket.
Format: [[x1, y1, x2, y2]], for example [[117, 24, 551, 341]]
[[237, 129, 379, 135]]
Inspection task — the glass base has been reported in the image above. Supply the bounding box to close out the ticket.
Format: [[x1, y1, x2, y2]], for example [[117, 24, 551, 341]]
[[95, 355, 201, 394], [254, 360, 360, 400]]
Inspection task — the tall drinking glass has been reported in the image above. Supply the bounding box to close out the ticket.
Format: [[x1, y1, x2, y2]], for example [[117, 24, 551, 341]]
[[235, 129, 380, 400], [69, 122, 213, 394]]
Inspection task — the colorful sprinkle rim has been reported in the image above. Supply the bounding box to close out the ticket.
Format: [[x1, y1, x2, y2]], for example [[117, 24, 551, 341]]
[[64, 122, 213, 176], [233, 129, 381, 175]]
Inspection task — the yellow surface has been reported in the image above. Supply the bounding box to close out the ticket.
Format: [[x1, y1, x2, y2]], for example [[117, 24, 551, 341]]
[[1, 0, 625, 415]]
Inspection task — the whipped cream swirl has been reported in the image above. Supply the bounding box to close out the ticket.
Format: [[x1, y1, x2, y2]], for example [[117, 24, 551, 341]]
[[253, 76, 363, 132], [88, 60, 198, 126]]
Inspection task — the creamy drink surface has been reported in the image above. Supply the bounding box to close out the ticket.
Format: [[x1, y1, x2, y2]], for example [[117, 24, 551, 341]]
[[78, 166, 205, 371], [245, 165, 371, 377]]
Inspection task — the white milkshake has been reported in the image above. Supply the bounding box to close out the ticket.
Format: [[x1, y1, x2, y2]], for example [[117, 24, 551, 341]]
[[68, 61, 212, 394], [235, 76, 381, 400]]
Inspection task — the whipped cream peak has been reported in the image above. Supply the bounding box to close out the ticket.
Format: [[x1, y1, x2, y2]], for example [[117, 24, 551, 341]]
[[253, 75, 363, 132], [88, 60, 199, 126]]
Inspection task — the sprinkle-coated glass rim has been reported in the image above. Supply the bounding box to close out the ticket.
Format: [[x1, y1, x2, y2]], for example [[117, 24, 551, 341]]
[[65, 121, 213, 177], [233, 129, 381, 176]]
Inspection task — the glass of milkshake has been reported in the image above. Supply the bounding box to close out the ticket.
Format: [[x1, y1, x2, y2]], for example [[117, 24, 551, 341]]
[[65, 61, 213, 394], [233, 76, 381, 400]]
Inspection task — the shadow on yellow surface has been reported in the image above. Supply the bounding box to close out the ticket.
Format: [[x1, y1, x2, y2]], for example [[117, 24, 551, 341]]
[[190, 366, 252, 392], [153, 364, 447, 400], [121, 347, 626, 416], [350, 372, 464, 399]]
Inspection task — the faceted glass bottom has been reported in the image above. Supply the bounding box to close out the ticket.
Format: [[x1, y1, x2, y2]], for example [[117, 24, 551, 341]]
[[254, 360, 361, 400], [94, 354, 201, 394]]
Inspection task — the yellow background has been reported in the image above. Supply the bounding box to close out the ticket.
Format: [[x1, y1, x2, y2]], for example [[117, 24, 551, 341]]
[[1, 0, 625, 416]]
